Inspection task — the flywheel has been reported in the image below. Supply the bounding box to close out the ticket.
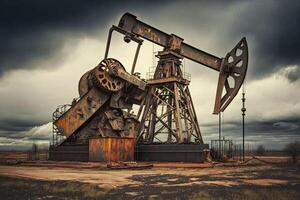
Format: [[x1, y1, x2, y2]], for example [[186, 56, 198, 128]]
[[91, 58, 125, 92]]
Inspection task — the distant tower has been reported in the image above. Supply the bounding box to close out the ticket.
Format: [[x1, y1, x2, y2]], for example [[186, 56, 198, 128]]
[[241, 86, 246, 161]]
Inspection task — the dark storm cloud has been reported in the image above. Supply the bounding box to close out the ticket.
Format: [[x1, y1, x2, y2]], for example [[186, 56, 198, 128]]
[[0, 120, 51, 142], [2, 0, 299, 80], [0, 118, 44, 132], [201, 111, 300, 147], [202, 119, 300, 149], [230, 1, 300, 80], [281, 65, 300, 83], [0, 0, 170, 76]]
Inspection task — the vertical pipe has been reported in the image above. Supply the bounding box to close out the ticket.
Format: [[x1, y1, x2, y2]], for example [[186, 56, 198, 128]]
[[131, 41, 142, 74], [104, 27, 114, 59], [219, 112, 221, 160], [243, 101, 245, 162], [242, 85, 246, 161], [242, 107, 245, 161], [52, 116, 54, 146]]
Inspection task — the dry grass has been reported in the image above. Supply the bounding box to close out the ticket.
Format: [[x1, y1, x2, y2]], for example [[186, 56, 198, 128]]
[[0, 175, 109, 199], [190, 188, 298, 200]]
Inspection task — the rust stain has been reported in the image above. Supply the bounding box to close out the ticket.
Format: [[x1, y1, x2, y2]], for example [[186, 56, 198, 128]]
[[54, 88, 109, 137], [89, 137, 134, 162]]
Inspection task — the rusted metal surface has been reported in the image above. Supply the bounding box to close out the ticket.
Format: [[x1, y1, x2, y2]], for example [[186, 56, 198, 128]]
[[136, 52, 203, 144], [118, 13, 222, 71], [115, 66, 147, 90], [62, 109, 138, 145], [107, 162, 153, 170], [213, 37, 248, 114], [89, 137, 134, 162], [91, 59, 126, 92], [118, 13, 248, 114], [147, 76, 189, 85], [78, 70, 92, 97], [53, 58, 145, 152], [51, 12, 248, 163], [54, 87, 109, 137]]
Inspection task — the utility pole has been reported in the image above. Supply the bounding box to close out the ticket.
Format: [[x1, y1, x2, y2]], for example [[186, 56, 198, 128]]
[[241, 85, 246, 161]]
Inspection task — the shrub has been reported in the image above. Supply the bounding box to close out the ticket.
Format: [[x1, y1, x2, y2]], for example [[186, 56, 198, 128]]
[[284, 141, 300, 163], [256, 145, 265, 156]]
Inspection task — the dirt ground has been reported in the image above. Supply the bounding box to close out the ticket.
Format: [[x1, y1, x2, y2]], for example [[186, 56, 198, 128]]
[[0, 156, 299, 200]]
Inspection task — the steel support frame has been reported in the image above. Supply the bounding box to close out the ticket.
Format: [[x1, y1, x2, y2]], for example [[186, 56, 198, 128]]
[[137, 51, 203, 144]]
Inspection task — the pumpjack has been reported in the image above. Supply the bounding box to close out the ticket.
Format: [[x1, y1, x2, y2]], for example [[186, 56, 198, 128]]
[[50, 13, 248, 162]]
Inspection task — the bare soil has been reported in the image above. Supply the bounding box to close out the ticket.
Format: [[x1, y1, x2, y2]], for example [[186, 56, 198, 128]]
[[0, 156, 299, 199]]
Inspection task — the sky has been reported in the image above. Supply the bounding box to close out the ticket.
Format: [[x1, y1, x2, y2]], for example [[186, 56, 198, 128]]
[[0, 0, 299, 150]]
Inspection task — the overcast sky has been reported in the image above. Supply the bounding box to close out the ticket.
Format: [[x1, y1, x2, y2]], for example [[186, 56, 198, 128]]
[[0, 0, 299, 150]]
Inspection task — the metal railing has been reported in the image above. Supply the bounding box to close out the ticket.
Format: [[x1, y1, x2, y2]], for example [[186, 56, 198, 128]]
[[146, 69, 191, 81], [211, 139, 243, 161], [51, 97, 80, 146]]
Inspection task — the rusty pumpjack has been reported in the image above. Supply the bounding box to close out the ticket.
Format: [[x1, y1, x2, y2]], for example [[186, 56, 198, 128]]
[[51, 13, 248, 162]]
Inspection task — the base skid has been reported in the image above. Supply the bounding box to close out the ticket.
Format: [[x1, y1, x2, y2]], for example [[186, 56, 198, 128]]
[[135, 144, 209, 163], [49, 144, 89, 162]]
